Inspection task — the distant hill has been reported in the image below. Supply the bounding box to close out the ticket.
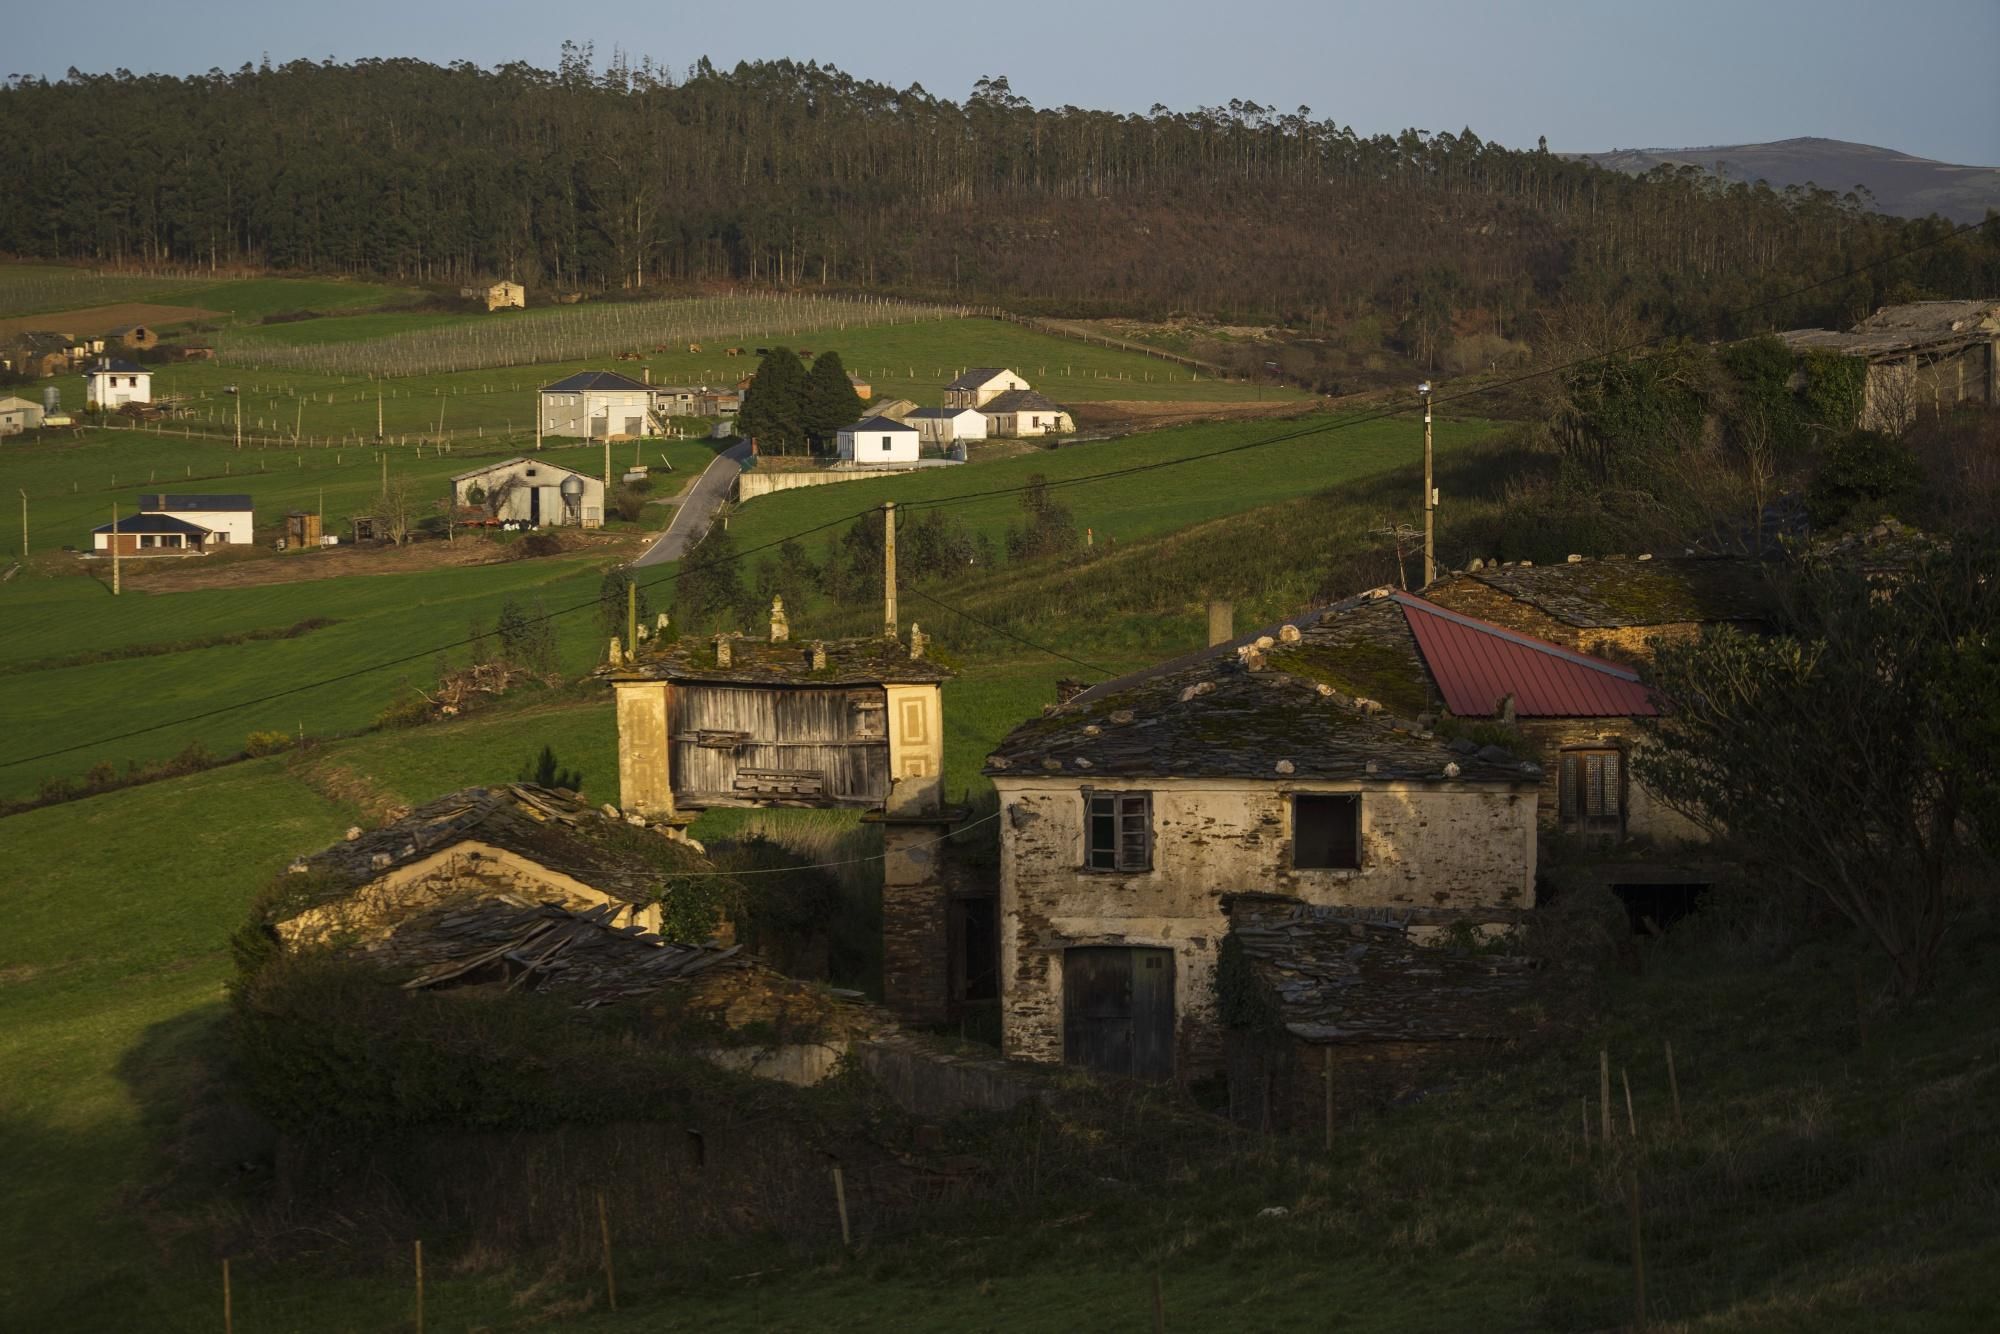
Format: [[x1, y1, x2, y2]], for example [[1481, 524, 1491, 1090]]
[[1580, 137, 2000, 224]]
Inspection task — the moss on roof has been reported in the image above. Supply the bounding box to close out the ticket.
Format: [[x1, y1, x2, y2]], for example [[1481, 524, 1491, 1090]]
[[1467, 557, 1775, 628], [608, 633, 952, 687]]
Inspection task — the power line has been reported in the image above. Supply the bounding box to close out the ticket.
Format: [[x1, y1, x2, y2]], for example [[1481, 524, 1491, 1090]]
[[904, 585, 1114, 675], [2, 217, 1987, 770]]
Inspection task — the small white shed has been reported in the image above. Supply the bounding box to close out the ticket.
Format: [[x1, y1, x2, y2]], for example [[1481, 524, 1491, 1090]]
[[836, 416, 921, 466], [903, 406, 988, 445]]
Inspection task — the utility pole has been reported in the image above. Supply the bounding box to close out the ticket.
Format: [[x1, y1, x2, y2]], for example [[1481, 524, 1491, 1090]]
[[231, 385, 242, 450], [882, 501, 898, 638], [376, 390, 384, 443], [110, 502, 120, 596], [1420, 381, 1436, 589], [18, 489, 26, 558], [603, 436, 611, 505]]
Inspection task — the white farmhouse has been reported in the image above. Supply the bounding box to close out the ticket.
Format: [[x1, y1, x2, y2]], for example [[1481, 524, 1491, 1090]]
[[538, 370, 653, 441], [942, 367, 1030, 409], [84, 358, 151, 408], [902, 406, 988, 446], [135, 494, 254, 545], [451, 456, 604, 528], [835, 415, 921, 466], [980, 389, 1073, 438]]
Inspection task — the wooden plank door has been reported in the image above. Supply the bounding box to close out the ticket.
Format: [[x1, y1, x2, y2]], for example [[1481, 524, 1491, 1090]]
[[1063, 947, 1175, 1080]]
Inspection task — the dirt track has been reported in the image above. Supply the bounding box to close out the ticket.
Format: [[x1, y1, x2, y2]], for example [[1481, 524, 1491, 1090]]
[[0, 302, 223, 338]]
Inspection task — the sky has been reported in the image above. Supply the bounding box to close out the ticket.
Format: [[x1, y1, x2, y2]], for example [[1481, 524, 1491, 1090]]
[[8, 0, 1998, 166]]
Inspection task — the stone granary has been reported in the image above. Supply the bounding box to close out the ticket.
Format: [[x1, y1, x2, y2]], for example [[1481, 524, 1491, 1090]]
[[274, 784, 721, 951], [984, 599, 1542, 1082], [604, 609, 967, 1025], [1218, 893, 1545, 1130], [1777, 299, 1999, 432]]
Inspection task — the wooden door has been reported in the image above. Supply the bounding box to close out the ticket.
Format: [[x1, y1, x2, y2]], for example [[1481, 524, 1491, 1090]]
[[1063, 947, 1175, 1080]]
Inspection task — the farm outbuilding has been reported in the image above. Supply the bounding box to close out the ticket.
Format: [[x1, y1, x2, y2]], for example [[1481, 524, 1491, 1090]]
[[451, 456, 604, 528], [0, 395, 45, 435], [1777, 299, 2000, 432], [836, 416, 921, 465], [105, 324, 158, 350], [538, 369, 653, 440], [979, 389, 1073, 437], [903, 406, 988, 445], [460, 281, 526, 312], [84, 358, 151, 408]]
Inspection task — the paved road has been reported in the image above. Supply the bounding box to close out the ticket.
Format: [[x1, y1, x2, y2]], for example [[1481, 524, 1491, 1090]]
[[633, 439, 751, 567]]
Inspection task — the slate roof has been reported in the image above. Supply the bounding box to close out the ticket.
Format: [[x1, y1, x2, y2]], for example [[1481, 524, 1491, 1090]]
[[843, 415, 918, 433], [984, 595, 1536, 785], [1225, 894, 1543, 1044], [945, 367, 1013, 390], [295, 784, 717, 906], [139, 493, 253, 513], [1397, 595, 1658, 718], [980, 389, 1067, 414], [610, 634, 953, 687], [904, 406, 984, 420], [541, 369, 652, 393], [448, 455, 595, 483], [85, 358, 147, 374], [1448, 556, 1774, 628], [1776, 299, 1999, 359], [92, 513, 211, 536]]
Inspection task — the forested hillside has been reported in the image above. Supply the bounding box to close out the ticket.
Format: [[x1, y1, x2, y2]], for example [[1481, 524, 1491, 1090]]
[[2, 52, 1996, 343]]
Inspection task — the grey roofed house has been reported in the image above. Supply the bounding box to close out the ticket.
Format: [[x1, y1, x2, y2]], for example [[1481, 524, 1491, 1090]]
[[91, 513, 210, 537], [983, 591, 1532, 786], [138, 493, 253, 513], [84, 357, 147, 375], [844, 414, 918, 434], [540, 369, 653, 393], [978, 388, 1066, 415]]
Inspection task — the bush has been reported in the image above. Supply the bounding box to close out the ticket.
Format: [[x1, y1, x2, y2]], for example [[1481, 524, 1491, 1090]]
[[373, 691, 431, 730], [610, 486, 649, 523], [244, 729, 295, 757], [1807, 430, 1921, 526]]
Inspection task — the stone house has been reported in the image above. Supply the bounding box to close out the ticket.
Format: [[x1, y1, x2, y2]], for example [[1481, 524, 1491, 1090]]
[[605, 612, 965, 1024], [538, 369, 653, 440], [1218, 893, 1545, 1129], [105, 323, 159, 350], [1778, 299, 1998, 432], [460, 280, 527, 311], [903, 406, 988, 445], [983, 608, 1541, 1081], [942, 367, 1030, 409], [450, 456, 604, 527], [1422, 554, 1773, 666]]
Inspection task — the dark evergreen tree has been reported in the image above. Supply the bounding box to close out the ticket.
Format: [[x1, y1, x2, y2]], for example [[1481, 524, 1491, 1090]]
[[518, 744, 584, 792], [737, 348, 808, 454], [674, 525, 753, 630], [599, 567, 651, 635], [802, 349, 865, 445]]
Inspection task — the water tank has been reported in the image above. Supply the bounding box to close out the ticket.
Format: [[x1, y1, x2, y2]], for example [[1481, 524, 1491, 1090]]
[[559, 475, 585, 499], [42, 387, 58, 413]]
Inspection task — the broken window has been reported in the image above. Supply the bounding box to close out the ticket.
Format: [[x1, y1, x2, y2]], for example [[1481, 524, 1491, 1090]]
[[1560, 748, 1624, 834], [1084, 791, 1151, 872], [1293, 794, 1361, 869]]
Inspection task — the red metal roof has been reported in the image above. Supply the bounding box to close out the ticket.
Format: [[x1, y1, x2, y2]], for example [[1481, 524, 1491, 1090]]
[[1393, 593, 1658, 718]]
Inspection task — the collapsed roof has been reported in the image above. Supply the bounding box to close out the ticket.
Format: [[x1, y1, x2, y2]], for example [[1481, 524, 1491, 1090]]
[[1437, 555, 1775, 629]]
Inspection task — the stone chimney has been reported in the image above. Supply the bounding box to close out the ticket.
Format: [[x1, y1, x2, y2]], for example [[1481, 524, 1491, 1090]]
[[769, 595, 790, 642], [608, 635, 623, 664], [1207, 600, 1234, 647], [908, 623, 926, 659], [1497, 692, 1517, 725], [811, 640, 828, 671], [714, 634, 732, 668]]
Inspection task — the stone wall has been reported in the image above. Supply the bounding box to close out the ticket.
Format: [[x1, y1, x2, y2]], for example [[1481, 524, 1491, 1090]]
[[880, 820, 951, 1024], [991, 777, 1536, 1076], [736, 467, 917, 501], [1514, 718, 1708, 847]]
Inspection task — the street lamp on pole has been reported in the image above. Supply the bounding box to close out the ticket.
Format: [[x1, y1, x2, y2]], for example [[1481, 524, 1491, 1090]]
[[1419, 381, 1435, 588]]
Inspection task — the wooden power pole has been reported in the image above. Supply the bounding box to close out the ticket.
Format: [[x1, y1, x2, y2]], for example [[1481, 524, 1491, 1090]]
[[110, 502, 120, 595], [1420, 383, 1436, 588], [18, 489, 26, 558], [882, 501, 898, 638]]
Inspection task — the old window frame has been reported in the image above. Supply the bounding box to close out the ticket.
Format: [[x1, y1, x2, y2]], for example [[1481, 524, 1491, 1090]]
[[1083, 790, 1152, 873], [1559, 746, 1626, 835], [1292, 793, 1362, 870]]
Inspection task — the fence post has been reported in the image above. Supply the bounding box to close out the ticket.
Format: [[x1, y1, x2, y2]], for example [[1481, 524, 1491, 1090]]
[[1153, 1270, 1167, 1333], [1622, 1068, 1638, 1139], [1600, 1049, 1613, 1143], [1665, 1041, 1683, 1133], [832, 1165, 852, 1248], [1323, 1051, 1335, 1151], [222, 1258, 232, 1334], [596, 1191, 618, 1312], [413, 1239, 424, 1334], [1627, 1168, 1647, 1330]]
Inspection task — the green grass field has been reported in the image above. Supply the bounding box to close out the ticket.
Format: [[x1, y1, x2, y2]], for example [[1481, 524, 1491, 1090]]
[[0, 262, 426, 322]]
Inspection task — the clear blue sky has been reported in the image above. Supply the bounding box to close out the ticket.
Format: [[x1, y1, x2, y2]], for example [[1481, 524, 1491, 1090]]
[[9, 0, 1998, 165]]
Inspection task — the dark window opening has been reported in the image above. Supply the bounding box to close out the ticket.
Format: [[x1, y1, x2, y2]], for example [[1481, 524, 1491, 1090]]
[[1612, 883, 1711, 935], [1086, 791, 1151, 872], [1560, 748, 1625, 835], [1293, 794, 1361, 869]]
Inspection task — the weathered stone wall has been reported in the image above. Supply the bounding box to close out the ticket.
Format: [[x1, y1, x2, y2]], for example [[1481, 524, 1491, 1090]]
[[615, 681, 674, 816], [1514, 719, 1708, 847], [881, 820, 951, 1025], [992, 777, 1536, 1076], [736, 467, 918, 501]]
